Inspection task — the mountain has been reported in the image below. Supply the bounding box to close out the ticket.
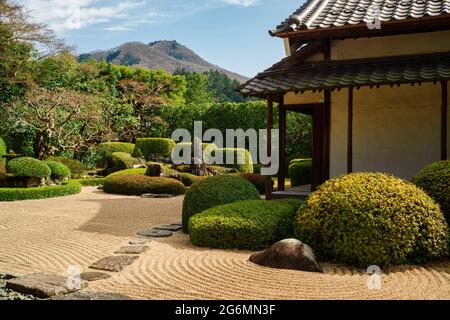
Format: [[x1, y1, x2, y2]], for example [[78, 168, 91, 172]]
[[79, 40, 248, 83]]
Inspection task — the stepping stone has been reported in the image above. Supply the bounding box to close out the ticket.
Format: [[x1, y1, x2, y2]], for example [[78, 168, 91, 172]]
[[137, 228, 173, 237], [129, 238, 148, 245], [90, 255, 139, 272], [171, 222, 182, 227], [114, 245, 149, 254], [154, 224, 182, 232], [5, 273, 86, 298], [80, 272, 111, 282], [52, 290, 132, 300], [141, 193, 176, 199]]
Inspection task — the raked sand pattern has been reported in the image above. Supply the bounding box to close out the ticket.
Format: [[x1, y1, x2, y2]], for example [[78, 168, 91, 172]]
[[0, 187, 449, 300]]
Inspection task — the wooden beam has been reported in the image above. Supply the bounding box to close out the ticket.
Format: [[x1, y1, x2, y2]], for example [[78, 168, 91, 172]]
[[265, 97, 274, 200], [442, 81, 448, 160], [347, 87, 354, 173], [278, 103, 286, 191]]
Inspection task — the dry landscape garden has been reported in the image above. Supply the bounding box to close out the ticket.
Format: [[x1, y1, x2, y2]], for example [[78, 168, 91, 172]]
[[1, 0, 450, 301]]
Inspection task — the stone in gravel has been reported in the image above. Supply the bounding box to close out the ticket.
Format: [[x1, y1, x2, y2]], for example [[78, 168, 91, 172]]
[[5, 273, 86, 298], [52, 290, 132, 300], [154, 224, 182, 232], [137, 228, 172, 237], [90, 255, 139, 272], [80, 272, 111, 282], [129, 238, 148, 245], [249, 239, 323, 273], [114, 245, 149, 254], [170, 222, 182, 227], [141, 193, 176, 198]]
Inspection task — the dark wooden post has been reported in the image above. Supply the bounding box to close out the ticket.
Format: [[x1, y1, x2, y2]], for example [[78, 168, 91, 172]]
[[278, 102, 286, 191], [442, 81, 448, 160], [265, 97, 274, 200], [347, 87, 354, 173]]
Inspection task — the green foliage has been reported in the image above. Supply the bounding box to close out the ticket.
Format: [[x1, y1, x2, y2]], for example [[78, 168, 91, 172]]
[[0, 181, 82, 202], [295, 173, 449, 266], [0, 162, 6, 180], [413, 160, 450, 225], [208, 148, 253, 173], [111, 152, 139, 171], [182, 175, 260, 232], [179, 173, 206, 187], [46, 156, 86, 178], [108, 168, 146, 177], [44, 161, 71, 178], [7, 157, 51, 178], [103, 174, 185, 196], [240, 173, 270, 195], [133, 138, 176, 160], [98, 142, 135, 159], [289, 159, 312, 187], [189, 200, 297, 250], [74, 178, 106, 186], [176, 71, 216, 104], [0, 137, 6, 163]]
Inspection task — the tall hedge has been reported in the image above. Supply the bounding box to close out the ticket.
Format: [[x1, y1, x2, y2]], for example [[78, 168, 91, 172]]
[[289, 159, 312, 187], [133, 138, 176, 160], [0, 137, 6, 163]]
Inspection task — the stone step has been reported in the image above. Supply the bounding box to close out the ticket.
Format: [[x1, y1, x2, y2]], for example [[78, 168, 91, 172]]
[[90, 255, 139, 272], [52, 290, 132, 300], [137, 229, 173, 237], [154, 224, 182, 232], [114, 245, 149, 254]]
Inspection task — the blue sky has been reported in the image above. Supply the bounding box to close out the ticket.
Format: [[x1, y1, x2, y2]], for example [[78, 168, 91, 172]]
[[17, 0, 303, 77]]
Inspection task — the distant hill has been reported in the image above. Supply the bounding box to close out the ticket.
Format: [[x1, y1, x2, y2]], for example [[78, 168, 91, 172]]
[[79, 40, 248, 83]]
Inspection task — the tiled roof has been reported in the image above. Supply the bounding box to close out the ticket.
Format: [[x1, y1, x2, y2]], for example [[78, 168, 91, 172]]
[[273, 0, 450, 34], [240, 53, 450, 96]]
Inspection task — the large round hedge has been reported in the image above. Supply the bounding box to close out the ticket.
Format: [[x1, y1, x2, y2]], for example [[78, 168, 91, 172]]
[[0, 181, 82, 201], [0, 137, 6, 164], [46, 156, 86, 178], [103, 174, 185, 196], [182, 175, 260, 233], [133, 138, 176, 160], [111, 152, 139, 171], [289, 159, 312, 187], [413, 160, 450, 225], [98, 142, 135, 156], [7, 157, 51, 178], [189, 200, 300, 250], [295, 173, 449, 266], [207, 148, 253, 173], [44, 161, 71, 178]]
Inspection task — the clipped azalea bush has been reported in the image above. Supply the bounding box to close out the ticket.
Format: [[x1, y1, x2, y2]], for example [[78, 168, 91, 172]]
[[295, 173, 449, 266], [0, 181, 82, 201], [133, 138, 175, 160], [289, 158, 312, 186], [44, 161, 71, 179], [98, 142, 135, 157], [111, 152, 139, 171], [413, 160, 450, 225], [108, 168, 147, 177], [103, 174, 185, 196], [47, 156, 86, 178], [207, 148, 253, 173], [182, 175, 260, 233], [189, 200, 299, 250], [0, 137, 6, 163], [179, 173, 206, 187], [7, 157, 51, 178]]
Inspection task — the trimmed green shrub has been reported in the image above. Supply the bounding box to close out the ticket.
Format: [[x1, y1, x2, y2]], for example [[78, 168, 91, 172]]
[[207, 148, 253, 173], [133, 138, 176, 160], [98, 142, 135, 156], [240, 173, 272, 195], [289, 159, 312, 186], [295, 173, 449, 266], [111, 152, 139, 171], [75, 178, 106, 186], [189, 200, 297, 250], [44, 161, 71, 178], [0, 181, 82, 202], [103, 174, 186, 196], [108, 168, 146, 177], [0, 137, 6, 163], [276, 198, 306, 211], [207, 165, 233, 175], [179, 173, 206, 187], [413, 160, 450, 225], [182, 175, 260, 232], [7, 157, 51, 178], [47, 156, 86, 178]]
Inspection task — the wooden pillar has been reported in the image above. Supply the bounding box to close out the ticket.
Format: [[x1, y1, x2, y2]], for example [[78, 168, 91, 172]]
[[265, 97, 274, 200], [442, 81, 448, 160], [278, 102, 286, 191], [322, 90, 331, 182], [347, 87, 354, 173]]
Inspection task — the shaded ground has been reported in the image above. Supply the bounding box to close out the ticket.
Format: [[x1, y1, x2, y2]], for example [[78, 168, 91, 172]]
[[0, 187, 449, 300]]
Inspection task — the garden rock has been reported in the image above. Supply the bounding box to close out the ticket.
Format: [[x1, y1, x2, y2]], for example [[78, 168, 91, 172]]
[[154, 224, 182, 232], [80, 272, 111, 282], [141, 193, 176, 198], [129, 238, 148, 245], [52, 290, 132, 300], [90, 255, 139, 272], [114, 245, 149, 254], [137, 228, 172, 237], [249, 239, 323, 273], [145, 164, 164, 177]]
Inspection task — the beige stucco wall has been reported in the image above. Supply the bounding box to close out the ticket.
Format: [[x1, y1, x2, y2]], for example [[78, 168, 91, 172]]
[[332, 30, 450, 60], [330, 83, 447, 180], [284, 91, 324, 105]]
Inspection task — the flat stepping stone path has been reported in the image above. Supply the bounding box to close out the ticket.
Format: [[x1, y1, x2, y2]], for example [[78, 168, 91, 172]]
[[141, 193, 177, 198], [129, 238, 148, 245], [52, 290, 132, 300], [154, 224, 182, 232], [80, 272, 111, 282], [5, 273, 86, 298], [90, 255, 139, 272], [137, 228, 172, 237], [114, 245, 149, 254]]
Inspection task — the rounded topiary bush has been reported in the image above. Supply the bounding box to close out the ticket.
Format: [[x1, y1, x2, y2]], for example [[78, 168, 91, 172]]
[[133, 138, 175, 160], [295, 173, 449, 266], [189, 200, 298, 250], [207, 148, 253, 173], [103, 174, 185, 196], [179, 173, 206, 187], [98, 142, 135, 156], [413, 160, 450, 225], [7, 157, 51, 178], [182, 175, 260, 233], [44, 161, 71, 179], [46, 156, 86, 178], [111, 152, 139, 171], [289, 158, 312, 187], [240, 173, 272, 195], [0, 137, 6, 163]]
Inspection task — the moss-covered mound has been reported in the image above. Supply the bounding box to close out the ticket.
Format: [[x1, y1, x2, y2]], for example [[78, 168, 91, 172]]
[[7, 157, 51, 178], [182, 175, 260, 233], [103, 174, 185, 196], [413, 160, 450, 225], [295, 173, 449, 266], [0, 181, 82, 201]]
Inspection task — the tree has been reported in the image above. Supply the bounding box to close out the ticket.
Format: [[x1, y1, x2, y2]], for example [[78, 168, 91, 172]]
[[175, 69, 216, 104]]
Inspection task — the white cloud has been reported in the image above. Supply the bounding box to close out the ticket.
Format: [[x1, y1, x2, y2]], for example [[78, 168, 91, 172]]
[[221, 0, 258, 6]]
